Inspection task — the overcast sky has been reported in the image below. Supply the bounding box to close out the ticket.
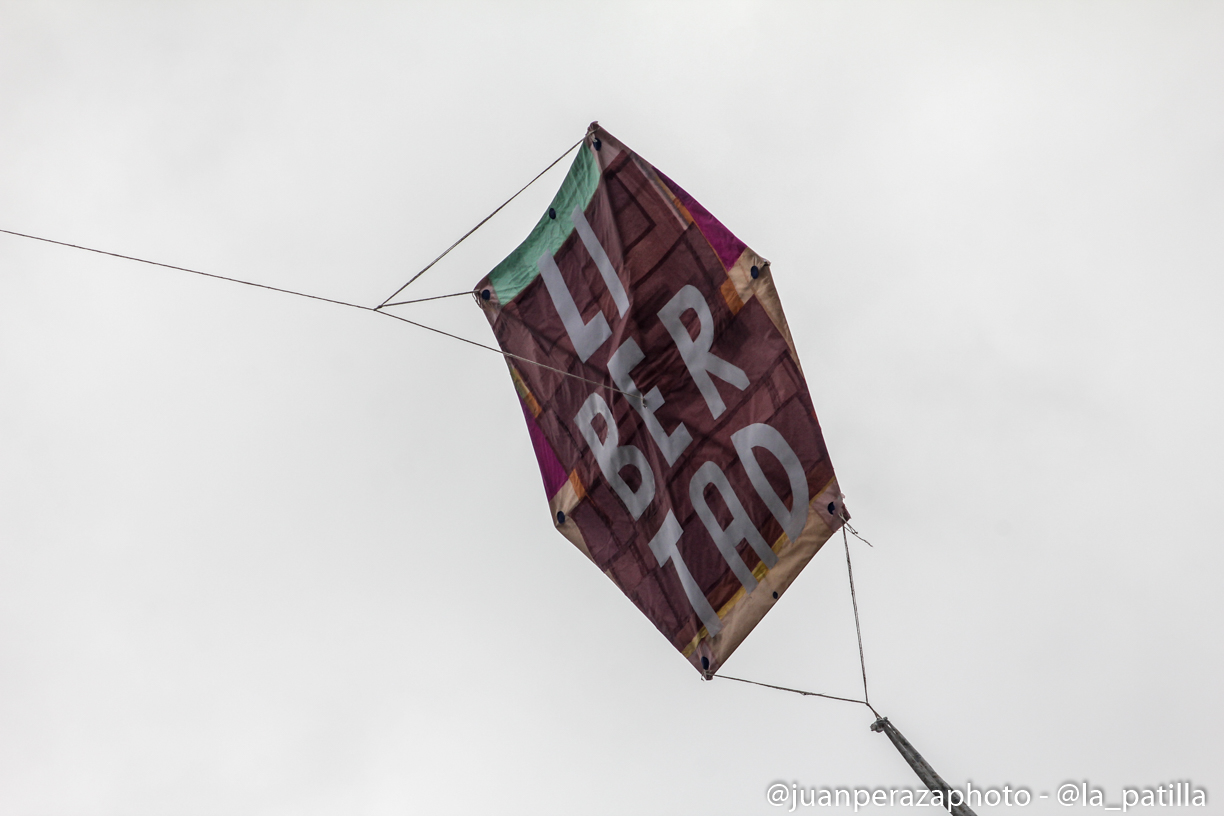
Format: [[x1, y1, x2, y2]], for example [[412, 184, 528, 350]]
[[1, 3, 1221, 815]]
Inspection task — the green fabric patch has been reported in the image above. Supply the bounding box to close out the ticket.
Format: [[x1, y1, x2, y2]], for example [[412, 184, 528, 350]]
[[488, 146, 600, 302]]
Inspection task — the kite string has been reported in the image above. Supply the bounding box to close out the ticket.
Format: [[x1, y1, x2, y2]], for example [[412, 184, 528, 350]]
[[715, 674, 881, 719], [1, 135, 641, 401], [0, 229, 643, 403], [844, 523, 871, 706], [373, 309, 642, 403], [375, 135, 586, 309], [0, 228, 374, 313], [382, 290, 475, 307], [2, 131, 587, 313], [715, 516, 878, 718], [843, 518, 874, 547], [730, 527, 973, 814]]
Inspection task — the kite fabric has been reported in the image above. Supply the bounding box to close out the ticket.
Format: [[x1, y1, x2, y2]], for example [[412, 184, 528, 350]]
[[475, 123, 846, 676]]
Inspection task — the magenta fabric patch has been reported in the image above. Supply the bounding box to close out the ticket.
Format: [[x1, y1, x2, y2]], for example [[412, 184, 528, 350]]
[[653, 168, 746, 272], [521, 397, 569, 497]]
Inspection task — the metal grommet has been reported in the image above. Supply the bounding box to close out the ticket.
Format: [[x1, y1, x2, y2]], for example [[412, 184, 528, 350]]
[[750, 265, 760, 279], [556, 510, 566, 524], [772, 591, 779, 599], [548, 207, 556, 219], [593, 138, 602, 151], [827, 502, 836, 514], [480, 288, 491, 301]]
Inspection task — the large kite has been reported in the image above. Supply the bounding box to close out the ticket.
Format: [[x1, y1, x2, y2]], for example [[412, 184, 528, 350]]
[[0, 120, 969, 808], [475, 123, 845, 676]]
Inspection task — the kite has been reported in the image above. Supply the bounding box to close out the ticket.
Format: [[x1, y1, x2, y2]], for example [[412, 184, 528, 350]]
[[475, 123, 846, 676], [0, 121, 976, 808]]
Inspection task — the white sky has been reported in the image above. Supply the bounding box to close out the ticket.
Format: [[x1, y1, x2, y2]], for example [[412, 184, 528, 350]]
[[1, 3, 1221, 814]]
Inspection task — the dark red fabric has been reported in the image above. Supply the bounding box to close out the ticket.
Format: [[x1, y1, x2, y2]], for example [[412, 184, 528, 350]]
[[486, 149, 834, 653]]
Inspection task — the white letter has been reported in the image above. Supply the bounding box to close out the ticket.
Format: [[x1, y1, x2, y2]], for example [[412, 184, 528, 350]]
[[657, 285, 749, 419], [607, 338, 692, 466], [731, 423, 810, 542], [571, 207, 629, 317], [539, 252, 610, 362], [648, 511, 721, 637], [689, 461, 778, 592], [574, 393, 655, 520]]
